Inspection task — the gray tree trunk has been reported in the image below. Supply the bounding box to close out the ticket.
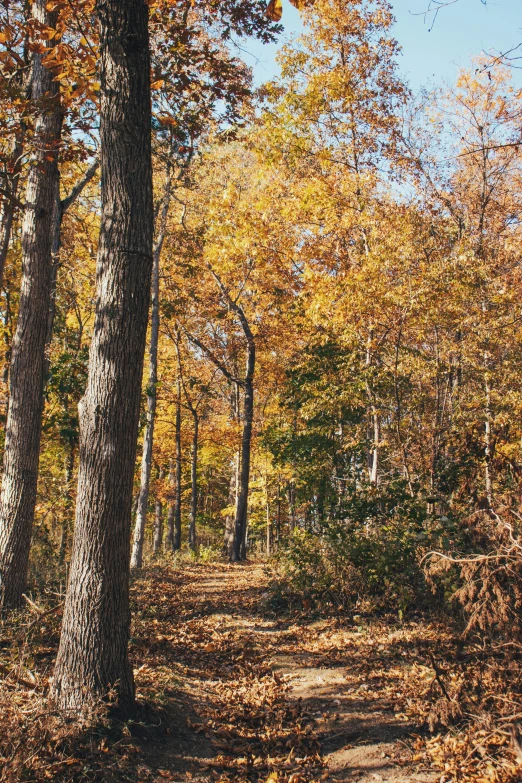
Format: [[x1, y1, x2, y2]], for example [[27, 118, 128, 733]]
[[0, 0, 62, 609], [51, 0, 153, 715]]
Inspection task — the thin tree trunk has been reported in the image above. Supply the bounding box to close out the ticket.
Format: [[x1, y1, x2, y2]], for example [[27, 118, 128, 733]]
[[130, 158, 172, 569], [365, 329, 379, 486], [153, 496, 163, 553], [288, 480, 296, 533], [52, 0, 153, 715], [224, 449, 239, 557], [173, 380, 182, 550], [153, 467, 163, 555], [484, 360, 492, 507], [166, 458, 175, 550], [59, 445, 75, 565], [232, 354, 255, 562], [184, 272, 255, 563], [188, 412, 198, 551], [370, 413, 379, 485], [0, 0, 62, 609], [0, 131, 24, 289], [45, 161, 99, 377], [266, 476, 271, 556]]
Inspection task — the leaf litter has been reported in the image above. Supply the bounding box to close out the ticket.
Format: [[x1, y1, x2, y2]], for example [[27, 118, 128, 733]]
[[0, 561, 520, 782]]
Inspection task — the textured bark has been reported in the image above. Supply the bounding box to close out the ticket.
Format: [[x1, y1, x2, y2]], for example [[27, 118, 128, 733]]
[[130, 160, 172, 569], [51, 0, 153, 714], [188, 412, 198, 552], [0, 1, 62, 609]]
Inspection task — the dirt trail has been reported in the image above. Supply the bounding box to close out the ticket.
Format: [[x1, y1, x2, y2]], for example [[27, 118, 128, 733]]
[[133, 562, 438, 783]]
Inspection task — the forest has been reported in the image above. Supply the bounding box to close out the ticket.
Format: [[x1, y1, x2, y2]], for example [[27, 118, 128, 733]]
[[1, 0, 522, 781]]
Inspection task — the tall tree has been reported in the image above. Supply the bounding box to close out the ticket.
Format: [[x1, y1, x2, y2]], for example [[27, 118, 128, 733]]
[[52, 0, 153, 714], [0, 0, 63, 609]]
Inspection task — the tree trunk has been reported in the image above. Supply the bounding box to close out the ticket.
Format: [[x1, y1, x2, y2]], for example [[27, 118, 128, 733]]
[[0, 1, 62, 610], [224, 450, 239, 557], [51, 0, 153, 715], [153, 467, 163, 555], [484, 360, 492, 507], [173, 380, 182, 549], [130, 157, 171, 569], [59, 445, 75, 565], [0, 131, 24, 289], [45, 161, 99, 378], [166, 458, 175, 550], [130, 249, 159, 569], [188, 412, 198, 552], [232, 356, 255, 563], [266, 499, 271, 555], [288, 481, 296, 533]]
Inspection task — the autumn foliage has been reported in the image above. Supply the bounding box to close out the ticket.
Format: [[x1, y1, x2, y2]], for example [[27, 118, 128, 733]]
[[1, 0, 522, 780]]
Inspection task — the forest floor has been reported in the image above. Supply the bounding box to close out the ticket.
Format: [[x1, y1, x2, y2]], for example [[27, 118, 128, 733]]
[[134, 561, 438, 783], [1, 561, 518, 782]]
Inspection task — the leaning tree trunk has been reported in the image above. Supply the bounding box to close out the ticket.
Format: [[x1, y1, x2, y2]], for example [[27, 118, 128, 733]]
[[188, 411, 198, 552], [130, 159, 171, 569], [232, 344, 255, 562], [0, 1, 62, 610], [51, 0, 153, 715]]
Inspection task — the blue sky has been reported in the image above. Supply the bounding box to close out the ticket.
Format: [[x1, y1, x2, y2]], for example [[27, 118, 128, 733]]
[[238, 0, 522, 89]]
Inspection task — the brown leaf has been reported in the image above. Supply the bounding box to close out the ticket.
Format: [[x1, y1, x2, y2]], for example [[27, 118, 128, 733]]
[[265, 0, 282, 22]]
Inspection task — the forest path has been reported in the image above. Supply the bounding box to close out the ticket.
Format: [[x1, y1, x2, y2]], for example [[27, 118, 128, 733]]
[[133, 561, 438, 783]]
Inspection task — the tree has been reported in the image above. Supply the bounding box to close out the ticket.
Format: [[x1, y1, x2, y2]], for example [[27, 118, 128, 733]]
[[0, 0, 63, 609], [51, 0, 153, 714]]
